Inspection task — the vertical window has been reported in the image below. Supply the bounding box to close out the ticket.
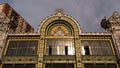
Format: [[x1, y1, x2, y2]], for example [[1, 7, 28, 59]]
[[82, 46, 90, 55], [84, 46, 90, 55], [49, 46, 52, 55], [65, 46, 68, 55]]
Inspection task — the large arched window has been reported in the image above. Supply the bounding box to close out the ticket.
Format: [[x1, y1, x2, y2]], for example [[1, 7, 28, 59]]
[[38, 10, 81, 56]]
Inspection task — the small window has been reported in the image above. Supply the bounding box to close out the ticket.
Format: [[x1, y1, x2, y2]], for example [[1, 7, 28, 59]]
[[84, 46, 90, 55], [65, 46, 68, 55], [82, 46, 90, 55], [49, 46, 52, 55]]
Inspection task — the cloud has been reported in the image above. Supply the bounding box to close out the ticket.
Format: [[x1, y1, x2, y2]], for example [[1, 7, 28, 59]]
[[0, 0, 120, 32]]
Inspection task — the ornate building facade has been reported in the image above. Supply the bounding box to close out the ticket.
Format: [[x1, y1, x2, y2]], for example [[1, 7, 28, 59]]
[[0, 3, 120, 68], [0, 3, 34, 64]]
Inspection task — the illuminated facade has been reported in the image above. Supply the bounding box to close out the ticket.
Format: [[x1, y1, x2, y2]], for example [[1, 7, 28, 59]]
[[0, 3, 120, 68]]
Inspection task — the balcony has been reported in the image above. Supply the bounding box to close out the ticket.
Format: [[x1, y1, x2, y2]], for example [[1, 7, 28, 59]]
[[2, 55, 38, 64], [81, 55, 117, 63], [44, 55, 75, 63]]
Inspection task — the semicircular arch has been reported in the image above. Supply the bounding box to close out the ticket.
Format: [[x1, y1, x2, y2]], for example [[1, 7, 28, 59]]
[[38, 9, 82, 37]]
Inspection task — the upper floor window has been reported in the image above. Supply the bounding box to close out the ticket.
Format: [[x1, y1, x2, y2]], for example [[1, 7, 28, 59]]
[[6, 40, 38, 56], [46, 39, 75, 55], [81, 40, 113, 56]]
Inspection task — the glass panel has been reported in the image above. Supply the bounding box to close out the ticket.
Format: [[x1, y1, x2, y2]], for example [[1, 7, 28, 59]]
[[6, 40, 38, 56], [46, 39, 74, 55]]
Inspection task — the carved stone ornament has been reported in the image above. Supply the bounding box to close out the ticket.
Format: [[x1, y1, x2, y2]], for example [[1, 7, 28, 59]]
[[55, 8, 63, 14], [109, 11, 120, 22]]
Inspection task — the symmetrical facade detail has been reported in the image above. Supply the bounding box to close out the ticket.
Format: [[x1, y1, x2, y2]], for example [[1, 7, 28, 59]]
[[0, 3, 120, 68]]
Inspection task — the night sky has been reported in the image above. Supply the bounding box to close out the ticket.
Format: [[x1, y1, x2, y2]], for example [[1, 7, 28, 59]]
[[0, 0, 120, 32]]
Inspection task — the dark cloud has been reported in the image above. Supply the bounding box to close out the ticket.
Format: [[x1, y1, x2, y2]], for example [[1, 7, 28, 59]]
[[0, 0, 120, 32]]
